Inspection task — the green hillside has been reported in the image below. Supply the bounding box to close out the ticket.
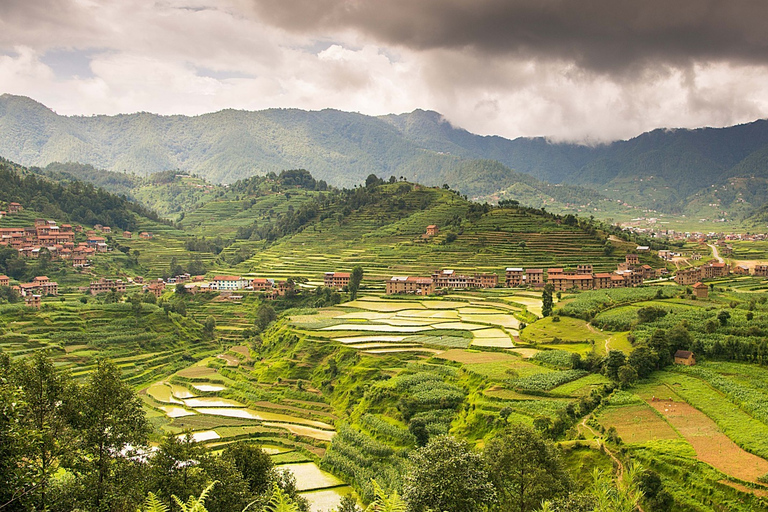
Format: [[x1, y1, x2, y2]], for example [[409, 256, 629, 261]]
[[5, 94, 768, 222]]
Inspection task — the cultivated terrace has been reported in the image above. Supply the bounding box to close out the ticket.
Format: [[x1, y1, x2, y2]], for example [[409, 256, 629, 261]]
[[3, 162, 768, 512]]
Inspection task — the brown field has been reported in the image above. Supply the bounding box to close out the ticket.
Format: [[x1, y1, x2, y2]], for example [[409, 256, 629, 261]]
[[230, 345, 251, 360], [719, 480, 768, 498], [217, 354, 240, 366], [649, 400, 768, 482], [598, 404, 680, 444], [176, 366, 218, 378], [64, 344, 89, 353], [436, 349, 517, 364]]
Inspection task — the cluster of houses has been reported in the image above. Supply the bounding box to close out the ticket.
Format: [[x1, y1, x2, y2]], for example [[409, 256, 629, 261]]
[[673, 262, 730, 285], [385, 270, 499, 295], [382, 254, 665, 296], [0, 218, 120, 268], [0, 275, 59, 309]]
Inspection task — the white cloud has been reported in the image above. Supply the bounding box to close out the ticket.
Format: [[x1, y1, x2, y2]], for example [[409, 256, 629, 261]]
[[1, 0, 768, 142]]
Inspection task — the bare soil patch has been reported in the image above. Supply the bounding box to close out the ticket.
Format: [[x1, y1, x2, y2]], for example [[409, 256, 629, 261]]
[[176, 366, 218, 378], [649, 400, 768, 482], [598, 404, 679, 444]]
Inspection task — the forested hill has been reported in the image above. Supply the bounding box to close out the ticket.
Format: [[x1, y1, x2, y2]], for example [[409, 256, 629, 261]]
[[0, 158, 167, 231], [2, 94, 768, 216]]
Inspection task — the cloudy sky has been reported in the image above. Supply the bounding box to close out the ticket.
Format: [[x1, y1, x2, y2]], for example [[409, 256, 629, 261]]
[[1, 0, 768, 142]]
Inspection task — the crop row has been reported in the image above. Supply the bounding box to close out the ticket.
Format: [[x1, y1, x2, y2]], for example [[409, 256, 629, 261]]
[[508, 369, 588, 392]]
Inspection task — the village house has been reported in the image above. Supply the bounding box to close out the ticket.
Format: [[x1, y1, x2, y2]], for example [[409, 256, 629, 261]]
[[692, 282, 709, 299], [701, 262, 729, 279], [675, 267, 701, 286], [324, 272, 351, 290], [505, 268, 524, 287], [754, 264, 768, 277], [270, 280, 295, 298], [593, 273, 613, 289], [576, 264, 593, 274], [251, 278, 275, 291], [18, 276, 58, 296], [140, 232, 153, 239], [211, 275, 248, 291], [133, 276, 144, 284], [0, 275, 9, 287], [733, 265, 750, 275], [102, 226, 111, 233], [674, 350, 696, 366], [123, 231, 132, 238], [8, 202, 22, 213], [386, 276, 435, 295], [625, 254, 640, 265], [525, 269, 544, 287], [425, 225, 439, 237], [477, 273, 499, 288], [24, 295, 41, 309], [90, 278, 127, 295], [145, 281, 166, 298]]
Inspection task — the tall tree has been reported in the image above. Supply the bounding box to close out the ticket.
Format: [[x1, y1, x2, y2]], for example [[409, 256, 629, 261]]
[[349, 266, 364, 301], [542, 284, 554, 317], [14, 351, 74, 511], [402, 435, 496, 512], [0, 353, 33, 511], [484, 425, 571, 512], [73, 359, 151, 510]]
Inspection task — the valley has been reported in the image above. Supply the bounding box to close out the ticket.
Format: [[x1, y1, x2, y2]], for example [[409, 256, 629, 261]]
[[4, 156, 768, 512]]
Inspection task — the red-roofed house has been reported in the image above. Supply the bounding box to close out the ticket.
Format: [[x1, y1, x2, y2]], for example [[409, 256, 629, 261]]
[[212, 276, 248, 291], [324, 272, 351, 290]]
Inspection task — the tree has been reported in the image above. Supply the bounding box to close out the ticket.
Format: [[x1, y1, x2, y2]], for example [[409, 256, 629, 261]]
[[542, 284, 554, 318], [13, 351, 75, 511], [204, 316, 217, 336], [349, 266, 364, 301], [484, 425, 571, 512], [222, 442, 274, 497], [627, 347, 657, 379], [602, 350, 627, 381], [402, 435, 496, 512], [255, 304, 277, 332], [617, 365, 638, 388], [717, 310, 731, 326], [0, 353, 34, 511], [73, 359, 151, 510]]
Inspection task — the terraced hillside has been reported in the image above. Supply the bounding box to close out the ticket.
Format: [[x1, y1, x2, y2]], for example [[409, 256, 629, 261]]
[[232, 184, 647, 282]]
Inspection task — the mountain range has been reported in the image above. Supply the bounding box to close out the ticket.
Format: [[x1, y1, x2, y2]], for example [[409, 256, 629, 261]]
[[1, 93, 768, 221]]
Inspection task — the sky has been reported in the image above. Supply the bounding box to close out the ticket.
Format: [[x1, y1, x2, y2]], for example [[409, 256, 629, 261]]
[[2, 0, 768, 143]]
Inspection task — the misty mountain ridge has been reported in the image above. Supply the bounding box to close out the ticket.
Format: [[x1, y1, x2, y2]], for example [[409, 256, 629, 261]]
[[2, 93, 768, 219]]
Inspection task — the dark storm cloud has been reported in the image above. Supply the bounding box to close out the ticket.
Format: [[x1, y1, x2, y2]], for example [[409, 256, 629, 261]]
[[245, 0, 768, 73]]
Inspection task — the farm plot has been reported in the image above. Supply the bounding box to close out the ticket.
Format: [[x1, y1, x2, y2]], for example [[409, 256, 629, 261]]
[[597, 404, 681, 444], [297, 296, 523, 354], [648, 397, 768, 482]]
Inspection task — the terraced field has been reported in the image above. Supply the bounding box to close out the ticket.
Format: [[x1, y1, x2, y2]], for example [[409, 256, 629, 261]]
[[289, 294, 541, 353], [0, 296, 215, 385], [227, 188, 640, 282], [141, 350, 351, 511]]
